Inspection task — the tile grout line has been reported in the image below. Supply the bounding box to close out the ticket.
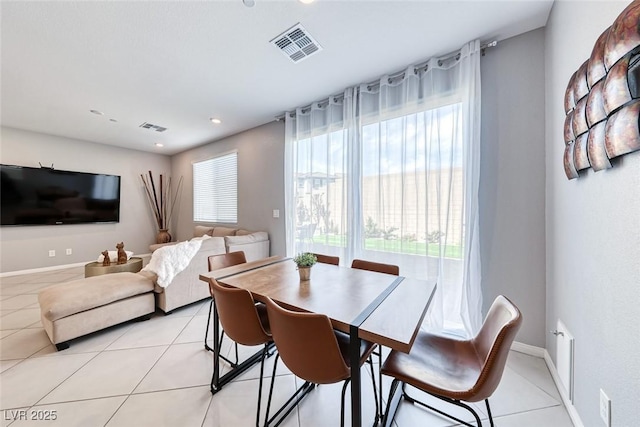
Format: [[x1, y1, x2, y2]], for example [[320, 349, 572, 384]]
[[506, 364, 564, 405], [106, 311, 203, 426]]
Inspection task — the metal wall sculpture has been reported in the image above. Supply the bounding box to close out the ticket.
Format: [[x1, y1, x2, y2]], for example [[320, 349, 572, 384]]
[[563, 0, 640, 179]]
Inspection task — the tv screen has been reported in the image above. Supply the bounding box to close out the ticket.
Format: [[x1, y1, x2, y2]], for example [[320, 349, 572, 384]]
[[1, 164, 121, 226]]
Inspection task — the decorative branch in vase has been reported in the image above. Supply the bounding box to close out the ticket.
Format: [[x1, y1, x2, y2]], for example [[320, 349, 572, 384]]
[[141, 171, 183, 244]]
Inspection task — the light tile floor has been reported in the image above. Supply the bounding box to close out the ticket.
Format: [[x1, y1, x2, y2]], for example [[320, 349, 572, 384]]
[[0, 265, 574, 426]]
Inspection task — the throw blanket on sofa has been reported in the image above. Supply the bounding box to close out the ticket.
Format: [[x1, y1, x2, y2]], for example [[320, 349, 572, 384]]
[[141, 239, 203, 288]]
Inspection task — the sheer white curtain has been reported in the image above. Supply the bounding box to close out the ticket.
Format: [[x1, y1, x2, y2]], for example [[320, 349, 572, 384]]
[[284, 92, 351, 262], [285, 41, 482, 336]]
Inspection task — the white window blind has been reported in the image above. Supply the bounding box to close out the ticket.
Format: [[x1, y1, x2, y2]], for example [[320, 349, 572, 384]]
[[193, 152, 238, 223]]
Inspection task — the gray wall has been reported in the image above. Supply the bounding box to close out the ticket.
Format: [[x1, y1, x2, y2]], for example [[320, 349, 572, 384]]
[[0, 127, 171, 273], [170, 121, 286, 256], [480, 28, 546, 347], [545, 1, 640, 426]]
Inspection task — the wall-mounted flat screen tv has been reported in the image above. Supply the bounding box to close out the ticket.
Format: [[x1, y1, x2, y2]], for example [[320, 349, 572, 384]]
[[1, 164, 121, 226]]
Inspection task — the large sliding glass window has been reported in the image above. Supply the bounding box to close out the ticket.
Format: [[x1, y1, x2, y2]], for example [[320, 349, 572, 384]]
[[285, 41, 482, 335]]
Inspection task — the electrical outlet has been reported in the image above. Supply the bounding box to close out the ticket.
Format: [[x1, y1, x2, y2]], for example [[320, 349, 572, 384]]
[[48, 250, 55, 257], [66, 248, 72, 255], [600, 389, 611, 426]]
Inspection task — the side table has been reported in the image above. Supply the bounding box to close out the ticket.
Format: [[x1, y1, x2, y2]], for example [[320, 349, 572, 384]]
[[85, 257, 143, 278]]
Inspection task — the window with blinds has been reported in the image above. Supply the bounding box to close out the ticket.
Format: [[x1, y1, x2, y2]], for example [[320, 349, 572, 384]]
[[193, 151, 238, 223]]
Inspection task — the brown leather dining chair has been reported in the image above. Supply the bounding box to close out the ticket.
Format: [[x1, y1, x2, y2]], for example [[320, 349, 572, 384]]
[[263, 297, 380, 427], [208, 278, 271, 427], [380, 295, 522, 427], [312, 253, 340, 266], [351, 259, 399, 276], [204, 252, 247, 362]]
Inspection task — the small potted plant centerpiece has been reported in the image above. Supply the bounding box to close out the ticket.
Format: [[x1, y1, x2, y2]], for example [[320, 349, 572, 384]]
[[293, 252, 317, 281]]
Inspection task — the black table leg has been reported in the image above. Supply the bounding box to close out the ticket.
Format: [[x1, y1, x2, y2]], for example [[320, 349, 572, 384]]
[[349, 324, 362, 427]]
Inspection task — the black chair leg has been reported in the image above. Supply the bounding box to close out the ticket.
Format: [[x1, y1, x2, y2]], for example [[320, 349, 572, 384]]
[[381, 379, 402, 427], [367, 356, 380, 421], [264, 354, 315, 427], [401, 382, 483, 427], [255, 345, 268, 427], [206, 299, 239, 368], [204, 299, 214, 351], [485, 399, 494, 427], [235, 342, 239, 365], [378, 347, 383, 414], [264, 353, 280, 427], [340, 378, 351, 427]]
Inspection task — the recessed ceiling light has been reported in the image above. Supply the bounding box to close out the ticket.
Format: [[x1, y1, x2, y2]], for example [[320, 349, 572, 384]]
[[299, 0, 315, 4], [210, 118, 222, 124], [90, 110, 104, 115], [155, 143, 164, 147]]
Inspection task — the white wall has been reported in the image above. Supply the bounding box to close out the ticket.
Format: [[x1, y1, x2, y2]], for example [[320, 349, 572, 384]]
[[545, 1, 640, 426], [480, 28, 546, 347], [171, 121, 285, 256], [0, 127, 171, 273]]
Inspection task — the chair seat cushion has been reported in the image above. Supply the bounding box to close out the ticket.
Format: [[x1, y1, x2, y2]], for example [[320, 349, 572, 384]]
[[39, 272, 154, 321], [381, 330, 483, 401]]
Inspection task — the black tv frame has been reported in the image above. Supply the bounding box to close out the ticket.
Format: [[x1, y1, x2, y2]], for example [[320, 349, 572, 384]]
[[0, 164, 121, 226]]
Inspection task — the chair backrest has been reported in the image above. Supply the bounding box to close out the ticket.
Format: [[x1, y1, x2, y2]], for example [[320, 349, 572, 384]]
[[208, 251, 247, 271], [264, 297, 350, 384], [351, 259, 399, 276], [470, 295, 522, 401], [208, 278, 270, 346], [313, 253, 340, 266]]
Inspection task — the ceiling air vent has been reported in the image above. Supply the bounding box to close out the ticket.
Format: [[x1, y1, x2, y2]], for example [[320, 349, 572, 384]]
[[139, 122, 167, 133], [270, 23, 322, 63]]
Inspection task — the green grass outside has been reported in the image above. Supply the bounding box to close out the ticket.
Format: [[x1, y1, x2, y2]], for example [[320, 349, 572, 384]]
[[311, 235, 463, 259]]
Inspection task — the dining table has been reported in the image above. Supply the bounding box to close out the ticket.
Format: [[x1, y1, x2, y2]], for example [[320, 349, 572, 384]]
[[199, 255, 436, 427]]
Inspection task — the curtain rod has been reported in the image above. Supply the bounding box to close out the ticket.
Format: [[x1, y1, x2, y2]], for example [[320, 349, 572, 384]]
[[275, 40, 497, 121]]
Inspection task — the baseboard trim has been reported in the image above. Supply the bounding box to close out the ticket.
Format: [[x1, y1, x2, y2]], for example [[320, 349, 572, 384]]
[[509, 342, 583, 427], [543, 350, 584, 427], [511, 341, 546, 358], [0, 253, 151, 277]]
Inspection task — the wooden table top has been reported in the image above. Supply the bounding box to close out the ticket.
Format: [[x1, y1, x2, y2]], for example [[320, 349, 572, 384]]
[[199, 256, 436, 354]]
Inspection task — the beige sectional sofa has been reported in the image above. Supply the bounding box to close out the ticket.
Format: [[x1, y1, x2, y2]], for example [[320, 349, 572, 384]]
[[146, 225, 269, 313]]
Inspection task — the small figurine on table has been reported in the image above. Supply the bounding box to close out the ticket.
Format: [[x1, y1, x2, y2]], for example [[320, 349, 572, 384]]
[[116, 242, 127, 265], [101, 250, 111, 267]]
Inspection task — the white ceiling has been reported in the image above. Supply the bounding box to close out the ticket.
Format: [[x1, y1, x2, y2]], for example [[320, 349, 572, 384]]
[[1, 0, 553, 155]]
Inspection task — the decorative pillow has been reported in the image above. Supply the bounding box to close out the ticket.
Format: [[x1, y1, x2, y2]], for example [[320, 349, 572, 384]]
[[194, 225, 214, 237], [97, 250, 133, 263], [235, 229, 252, 236]]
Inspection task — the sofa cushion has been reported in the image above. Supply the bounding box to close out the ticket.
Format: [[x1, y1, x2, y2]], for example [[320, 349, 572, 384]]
[[211, 226, 238, 237], [235, 229, 252, 236], [224, 232, 269, 247], [38, 272, 154, 322]]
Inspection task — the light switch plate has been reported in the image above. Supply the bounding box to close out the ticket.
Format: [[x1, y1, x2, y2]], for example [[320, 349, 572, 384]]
[[273, 209, 280, 218]]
